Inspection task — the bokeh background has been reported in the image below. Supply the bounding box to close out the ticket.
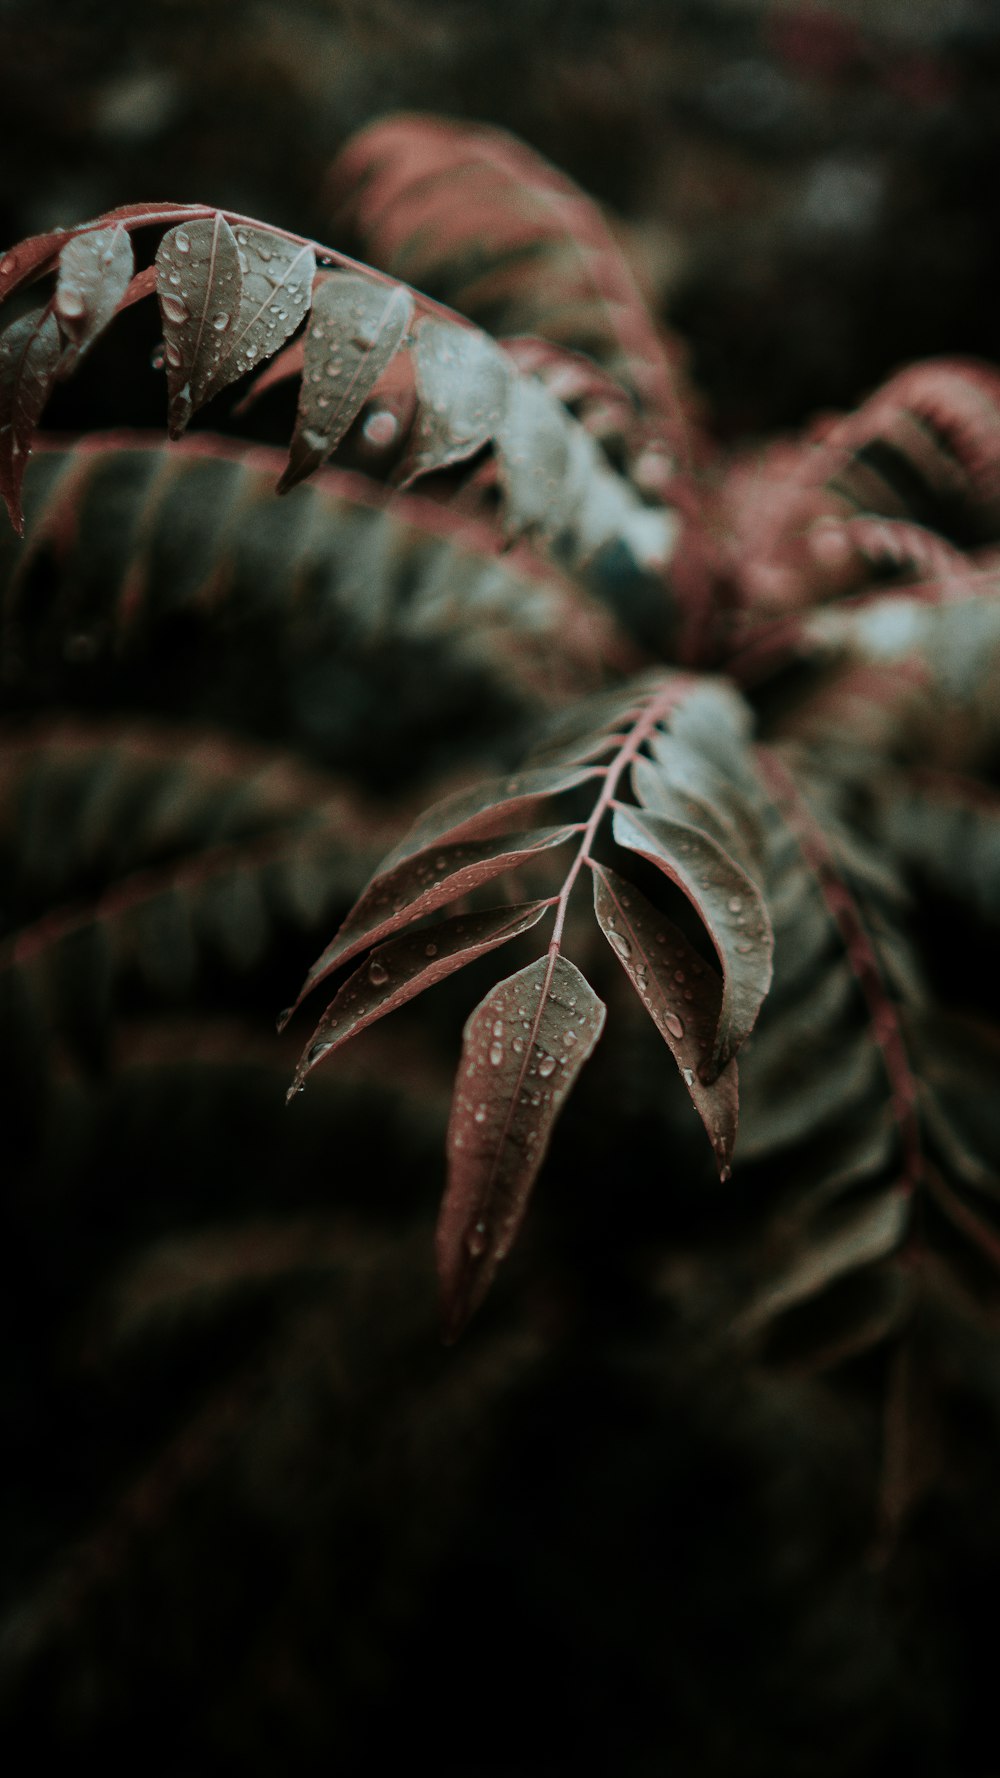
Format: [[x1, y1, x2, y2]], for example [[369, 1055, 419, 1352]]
[[3, 4, 1000, 1773]]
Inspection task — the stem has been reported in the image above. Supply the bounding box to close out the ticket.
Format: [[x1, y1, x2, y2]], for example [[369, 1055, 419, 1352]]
[[548, 681, 683, 952]]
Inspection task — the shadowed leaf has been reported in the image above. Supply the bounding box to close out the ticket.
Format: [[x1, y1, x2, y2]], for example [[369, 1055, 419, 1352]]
[[590, 861, 739, 1173], [291, 824, 578, 1011], [612, 803, 773, 1075], [436, 952, 606, 1339], [380, 760, 604, 872], [279, 272, 412, 492], [0, 303, 62, 534], [289, 900, 551, 1094]]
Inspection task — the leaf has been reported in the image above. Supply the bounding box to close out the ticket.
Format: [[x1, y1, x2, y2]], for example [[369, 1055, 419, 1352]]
[[611, 804, 774, 1074], [436, 953, 606, 1339], [289, 900, 551, 1094], [279, 272, 412, 492], [0, 303, 62, 534], [736, 1188, 910, 1337], [589, 862, 739, 1174], [155, 215, 245, 436], [204, 226, 315, 408], [291, 824, 575, 1009], [52, 225, 134, 364], [400, 318, 511, 484], [630, 755, 739, 854], [328, 113, 695, 461], [379, 760, 604, 872]]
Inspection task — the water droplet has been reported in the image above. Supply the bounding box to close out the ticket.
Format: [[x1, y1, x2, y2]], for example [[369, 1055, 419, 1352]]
[[492, 1019, 504, 1038], [563, 1030, 577, 1046], [512, 1038, 524, 1054], [173, 228, 191, 254], [363, 409, 398, 448], [161, 292, 189, 325], [368, 958, 389, 986], [473, 1106, 487, 1124], [608, 930, 631, 960], [0, 251, 17, 277], [424, 942, 438, 957], [720, 1164, 732, 1183], [664, 1011, 685, 1039], [150, 343, 166, 371], [164, 340, 182, 368], [236, 230, 248, 246], [735, 941, 753, 955], [466, 1222, 488, 1258], [489, 1042, 503, 1067], [537, 1055, 556, 1078], [673, 970, 685, 984], [210, 310, 231, 332], [682, 1067, 695, 1086], [307, 1040, 331, 1065], [56, 285, 85, 319], [727, 896, 743, 914]]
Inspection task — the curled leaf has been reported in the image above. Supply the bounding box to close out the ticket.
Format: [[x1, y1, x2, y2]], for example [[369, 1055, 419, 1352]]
[[279, 272, 413, 492], [590, 861, 739, 1175], [155, 214, 244, 436], [611, 803, 773, 1075], [437, 953, 606, 1339], [289, 900, 551, 1095]]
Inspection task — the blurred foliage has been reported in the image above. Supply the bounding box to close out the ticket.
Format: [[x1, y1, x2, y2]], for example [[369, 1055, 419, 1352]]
[[3, 4, 1000, 1774]]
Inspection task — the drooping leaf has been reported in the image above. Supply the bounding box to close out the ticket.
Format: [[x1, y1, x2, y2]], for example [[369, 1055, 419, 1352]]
[[590, 861, 738, 1173], [289, 900, 551, 1093], [155, 215, 245, 436], [400, 318, 511, 484], [736, 1187, 911, 1337], [279, 272, 412, 492], [52, 224, 134, 368], [436, 952, 606, 1339], [611, 803, 774, 1074], [291, 824, 576, 1007], [0, 303, 62, 535]]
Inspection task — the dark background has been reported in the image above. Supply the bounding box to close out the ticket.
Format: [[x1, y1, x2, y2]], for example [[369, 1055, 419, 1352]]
[[2, 4, 1000, 1773]]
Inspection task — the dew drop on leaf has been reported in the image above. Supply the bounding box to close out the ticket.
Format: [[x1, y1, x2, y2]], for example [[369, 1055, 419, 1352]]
[[489, 1042, 504, 1067], [150, 343, 166, 371], [663, 1010, 685, 1039], [211, 310, 231, 332], [160, 292, 190, 325], [368, 958, 389, 986], [174, 228, 191, 254], [537, 1055, 556, 1078], [608, 930, 631, 960], [424, 942, 438, 957], [55, 286, 85, 320]]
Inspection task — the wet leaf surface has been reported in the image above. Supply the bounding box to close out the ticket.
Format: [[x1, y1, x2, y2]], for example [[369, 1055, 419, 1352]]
[[280, 272, 412, 491], [437, 952, 606, 1339]]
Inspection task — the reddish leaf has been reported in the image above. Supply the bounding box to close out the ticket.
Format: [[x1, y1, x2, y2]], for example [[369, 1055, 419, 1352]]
[[590, 861, 739, 1174], [155, 215, 244, 436], [279, 273, 413, 493], [289, 900, 551, 1094], [0, 303, 62, 534], [399, 318, 510, 485], [117, 265, 159, 313], [53, 224, 134, 363], [291, 824, 577, 1011], [380, 760, 604, 872], [611, 804, 774, 1075], [437, 953, 606, 1339]]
